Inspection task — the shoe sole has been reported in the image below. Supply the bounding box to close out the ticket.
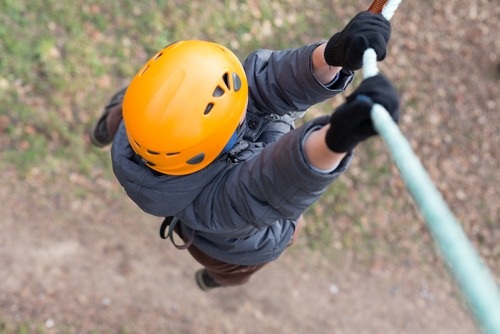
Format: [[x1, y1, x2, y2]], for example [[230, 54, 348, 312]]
[[90, 87, 128, 148]]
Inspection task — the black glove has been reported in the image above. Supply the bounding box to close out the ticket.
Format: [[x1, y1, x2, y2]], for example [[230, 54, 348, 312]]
[[325, 74, 400, 153], [324, 11, 391, 71]]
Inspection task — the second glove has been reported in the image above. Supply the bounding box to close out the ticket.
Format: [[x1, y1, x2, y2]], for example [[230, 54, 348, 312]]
[[325, 74, 400, 153]]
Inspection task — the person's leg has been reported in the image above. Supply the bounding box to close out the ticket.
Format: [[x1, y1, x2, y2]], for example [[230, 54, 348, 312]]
[[186, 242, 266, 289], [174, 218, 304, 290], [90, 87, 127, 147], [194, 216, 304, 289], [172, 224, 266, 290]]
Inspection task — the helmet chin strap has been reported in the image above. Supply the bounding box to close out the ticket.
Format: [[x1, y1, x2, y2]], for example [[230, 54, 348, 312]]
[[222, 118, 247, 154], [222, 129, 239, 154]]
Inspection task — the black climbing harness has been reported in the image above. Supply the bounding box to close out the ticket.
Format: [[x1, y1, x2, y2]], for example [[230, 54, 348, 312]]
[[159, 216, 195, 250]]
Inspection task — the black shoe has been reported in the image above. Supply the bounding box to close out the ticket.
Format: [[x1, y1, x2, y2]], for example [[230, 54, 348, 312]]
[[90, 87, 127, 148], [195, 269, 222, 291]]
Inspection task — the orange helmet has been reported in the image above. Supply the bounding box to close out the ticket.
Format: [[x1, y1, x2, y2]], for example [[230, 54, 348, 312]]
[[123, 40, 248, 175]]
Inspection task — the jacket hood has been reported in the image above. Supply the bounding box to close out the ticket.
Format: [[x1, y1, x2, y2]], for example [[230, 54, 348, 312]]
[[111, 123, 226, 217]]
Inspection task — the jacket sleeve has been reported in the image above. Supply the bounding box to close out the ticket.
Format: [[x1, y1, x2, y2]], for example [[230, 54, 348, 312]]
[[243, 43, 353, 116], [196, 116, 354, 230]]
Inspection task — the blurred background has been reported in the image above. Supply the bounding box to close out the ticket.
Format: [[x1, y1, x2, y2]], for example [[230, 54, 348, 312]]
[[0, 0, 498, 333]]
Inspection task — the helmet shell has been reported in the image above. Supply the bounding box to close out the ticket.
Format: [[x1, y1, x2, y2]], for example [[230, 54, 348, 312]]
[[123, 40, 248, 175]]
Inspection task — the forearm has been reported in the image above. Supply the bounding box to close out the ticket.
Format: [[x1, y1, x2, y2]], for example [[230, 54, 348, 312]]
[[303, 124, 347, 171], [243, 44, 350, 116], [307, 43, 348, 170], [312, 43, 342, 85]]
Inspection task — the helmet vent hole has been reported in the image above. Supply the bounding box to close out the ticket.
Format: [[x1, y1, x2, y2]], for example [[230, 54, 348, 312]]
[[153, 52, 163, 61], [213, 86, 224, 97], [140, 65, 150, 76], [186, 153, 205, 165], [204, 103, 214, 115], [166, 152, 180, 156], [147, 150, 160, 155], [222, 73, 230, 90], [140, 157, 156, 167], [134, 140, 141, 148], [232, 73, 242, 92]]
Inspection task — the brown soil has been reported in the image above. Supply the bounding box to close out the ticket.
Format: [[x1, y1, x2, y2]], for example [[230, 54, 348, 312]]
[[1, 0, 498, 333]]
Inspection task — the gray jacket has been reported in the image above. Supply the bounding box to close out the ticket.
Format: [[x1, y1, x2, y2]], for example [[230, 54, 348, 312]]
[[111, 43, 354, 265]]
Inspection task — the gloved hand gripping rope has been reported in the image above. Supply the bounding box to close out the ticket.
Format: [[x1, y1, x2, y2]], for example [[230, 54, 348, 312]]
[[348, 2, 500, 334]]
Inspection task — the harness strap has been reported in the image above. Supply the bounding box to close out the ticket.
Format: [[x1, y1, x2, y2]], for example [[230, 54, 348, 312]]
[[159, 216, 195, 250]]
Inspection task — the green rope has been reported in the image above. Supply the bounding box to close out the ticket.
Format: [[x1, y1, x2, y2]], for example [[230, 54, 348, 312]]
[[370, 103, 500, 334]]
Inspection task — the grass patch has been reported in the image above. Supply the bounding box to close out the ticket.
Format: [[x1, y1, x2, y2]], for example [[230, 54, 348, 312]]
[[1, 0, 440, 271], [0, 321, 44, 334], [0, 0, 355, 178], [0, 0, 431, 263]]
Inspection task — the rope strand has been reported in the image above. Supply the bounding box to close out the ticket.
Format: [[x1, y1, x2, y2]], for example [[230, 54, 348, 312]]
[[361, 1, 500, 333], [381, 0, 401, 20], [363, 0, 402, 77], [362, 48, 379, 79]]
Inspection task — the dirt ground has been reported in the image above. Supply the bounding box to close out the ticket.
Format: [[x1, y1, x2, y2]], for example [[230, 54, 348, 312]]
[[0, 166, 479, 333], [1, 0, 498, 333]]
